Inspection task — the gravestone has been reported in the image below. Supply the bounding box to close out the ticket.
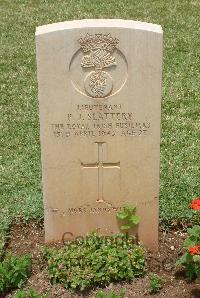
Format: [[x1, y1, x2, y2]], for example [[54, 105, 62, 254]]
[[36, 19, 163, 251]]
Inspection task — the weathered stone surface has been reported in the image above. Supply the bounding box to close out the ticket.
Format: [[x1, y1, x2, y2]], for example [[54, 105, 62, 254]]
[[36, 19, 163, 250]]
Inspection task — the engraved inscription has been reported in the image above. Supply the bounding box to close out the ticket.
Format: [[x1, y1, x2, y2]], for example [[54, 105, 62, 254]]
[[81, 142, 120, 204], [79, 34, 119, 98], [46, 196, 157, 216], [50, 104, 151, 138], [46, 205, 123, 215]]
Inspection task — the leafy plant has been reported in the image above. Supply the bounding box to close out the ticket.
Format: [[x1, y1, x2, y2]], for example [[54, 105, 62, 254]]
[[148, 273, 164, 294], [116, 204, 140, 232], [96, 289, 126, 298], [14, 288, 48, 298], [176, 225, 200, 280], [0, 253, 31, 294], [43, 232, 145, 291]]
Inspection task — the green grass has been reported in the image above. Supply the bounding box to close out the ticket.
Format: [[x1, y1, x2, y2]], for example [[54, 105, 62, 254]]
[[1, 0, 200, 248]]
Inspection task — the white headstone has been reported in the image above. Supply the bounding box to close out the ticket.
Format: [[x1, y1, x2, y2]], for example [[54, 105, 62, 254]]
[[36, 19, 163, 251]]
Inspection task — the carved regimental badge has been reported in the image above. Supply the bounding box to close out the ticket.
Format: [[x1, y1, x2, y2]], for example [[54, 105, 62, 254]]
[[78, 34, 119, 98]]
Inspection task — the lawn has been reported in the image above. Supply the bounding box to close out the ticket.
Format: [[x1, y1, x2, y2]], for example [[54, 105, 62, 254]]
[[1, 0, 200, 250]]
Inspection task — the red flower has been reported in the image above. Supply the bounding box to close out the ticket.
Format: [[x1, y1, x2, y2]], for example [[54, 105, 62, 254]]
[[189, 197, 200, 211], [188, 245, 200, 256]]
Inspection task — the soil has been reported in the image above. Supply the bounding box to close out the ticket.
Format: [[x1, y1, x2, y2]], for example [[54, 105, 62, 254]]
[[2, 220, 200, 298]]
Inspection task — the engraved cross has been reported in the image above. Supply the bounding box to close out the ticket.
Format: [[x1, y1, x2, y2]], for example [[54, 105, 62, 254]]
[[81, 142, 120, 203]]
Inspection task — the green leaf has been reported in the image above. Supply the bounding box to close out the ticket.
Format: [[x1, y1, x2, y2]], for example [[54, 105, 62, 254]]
[[124, 204, 136, 214], [183, 237, 197, 249], [116, 212, 128, 220], [187, 226, 200, 238], [185, 263, 196, 281], [176, 254, 187, 266], [120, 224, 131, 230], [185, 252, 193, 262], [96, 290, 106, 298], [193, 255, 200, 263], [129, 215, 140, 226]]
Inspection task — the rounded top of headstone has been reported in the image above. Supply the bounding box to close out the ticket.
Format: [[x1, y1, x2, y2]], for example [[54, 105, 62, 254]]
[[35, 19, 163, 36]]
